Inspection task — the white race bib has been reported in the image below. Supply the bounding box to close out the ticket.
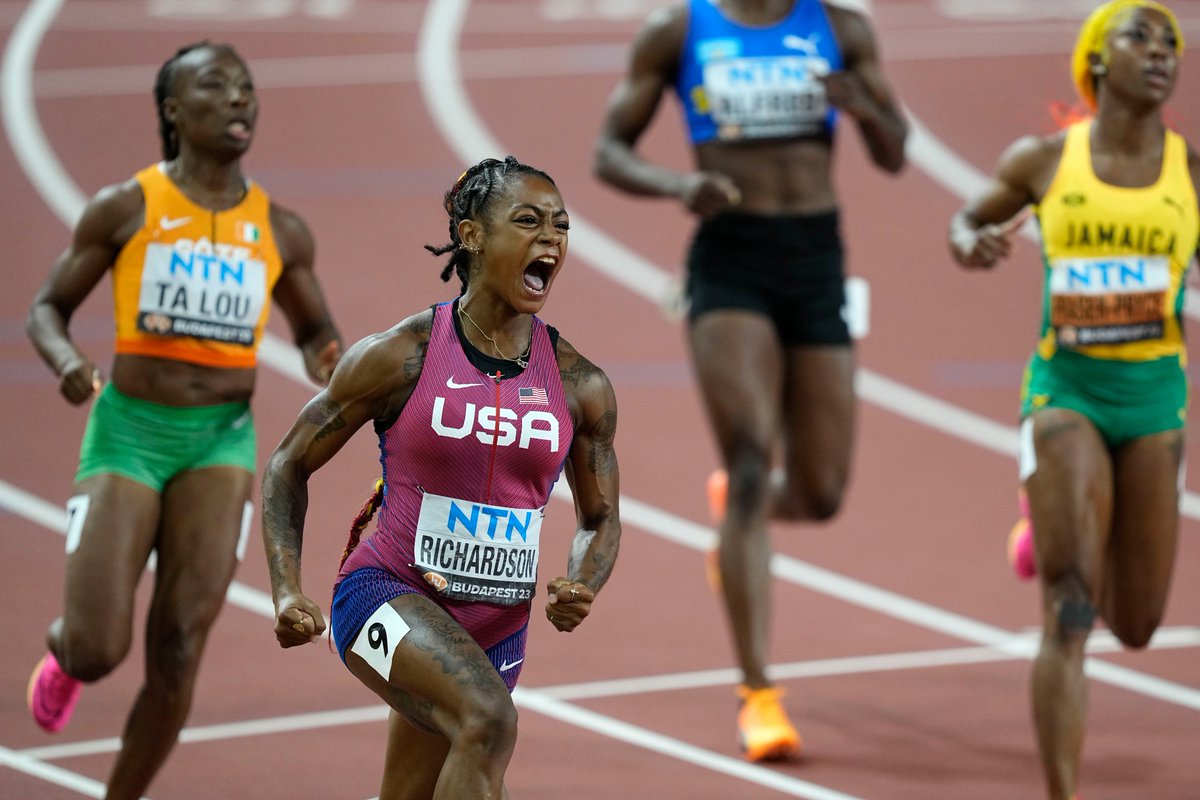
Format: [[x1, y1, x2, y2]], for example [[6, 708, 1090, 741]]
[[702, 55, 830, 141], [1048, 255, 1169, 346], [413, 492, 542, 605], [138, 239, 267, 345]]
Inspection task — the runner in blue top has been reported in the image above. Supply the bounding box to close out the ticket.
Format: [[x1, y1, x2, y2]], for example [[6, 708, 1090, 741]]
[[594, 0, 907, 762]]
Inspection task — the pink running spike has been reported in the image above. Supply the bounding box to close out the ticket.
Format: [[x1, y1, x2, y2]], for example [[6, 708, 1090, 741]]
[[27, 652, 82, 733], [1007, 518, 1037, 580], [1008, 487, 1037, 581]]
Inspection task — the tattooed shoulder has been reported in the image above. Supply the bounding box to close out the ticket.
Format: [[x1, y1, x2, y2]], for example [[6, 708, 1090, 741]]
[[302, 395, 341, 426], [303, 396, 347, 442], [396, 309, 433, 336], [557, 336, 601, 387], [394, 310, 432, 380]]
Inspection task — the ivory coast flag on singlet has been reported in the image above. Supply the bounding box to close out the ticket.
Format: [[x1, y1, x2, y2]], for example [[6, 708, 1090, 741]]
[[111, 163, 283, 369]]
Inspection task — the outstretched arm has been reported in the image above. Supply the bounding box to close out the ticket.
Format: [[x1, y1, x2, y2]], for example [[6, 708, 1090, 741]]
[[270, 202, 343, 386], [544, 337, 621, 633], [262, 312, 430, 648], [949, 133, 1059, 269]]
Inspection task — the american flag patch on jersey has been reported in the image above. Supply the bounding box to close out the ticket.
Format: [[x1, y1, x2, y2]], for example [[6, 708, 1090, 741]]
[[518, 386, 548, 405]]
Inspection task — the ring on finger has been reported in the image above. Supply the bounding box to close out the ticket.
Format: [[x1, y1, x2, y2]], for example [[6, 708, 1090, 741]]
[[570, 588, 578, 601]]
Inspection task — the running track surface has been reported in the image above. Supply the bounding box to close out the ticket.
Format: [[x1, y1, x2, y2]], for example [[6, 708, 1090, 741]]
[[2, 2, 1198, 799]]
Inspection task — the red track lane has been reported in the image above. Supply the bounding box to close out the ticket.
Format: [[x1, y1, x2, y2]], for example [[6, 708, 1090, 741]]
[[2, 2, 1198, 799]]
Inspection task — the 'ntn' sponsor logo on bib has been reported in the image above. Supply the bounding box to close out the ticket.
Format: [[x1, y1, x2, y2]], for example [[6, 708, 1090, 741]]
[[417, 492, 543, 545], [1051, 256, 1169, 294]]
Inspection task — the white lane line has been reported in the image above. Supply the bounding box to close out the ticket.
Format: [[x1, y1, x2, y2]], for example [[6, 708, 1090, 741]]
[[16, 695, 865, 800], [16, 627, 1200, 761], [28, 46, 630, 97], [18, 35, 1081, 100], [19, 706, 392, 761], [604, 493, 1200, 711], [542, 627, 1200, 701], [0, 745, 106, 798], [1, 0, 80, 225], [513, 687, 867, 800]]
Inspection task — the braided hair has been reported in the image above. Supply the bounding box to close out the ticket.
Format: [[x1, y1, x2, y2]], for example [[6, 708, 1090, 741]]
[[425, 156, 557, 295], [153, 41, 242, 160]]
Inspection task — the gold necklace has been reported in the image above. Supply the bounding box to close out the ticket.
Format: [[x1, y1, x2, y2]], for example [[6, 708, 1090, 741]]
[[458, 303, 529, 368]]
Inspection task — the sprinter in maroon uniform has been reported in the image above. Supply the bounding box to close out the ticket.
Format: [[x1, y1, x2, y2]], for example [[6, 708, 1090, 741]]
[[261, 156, 621, 800]]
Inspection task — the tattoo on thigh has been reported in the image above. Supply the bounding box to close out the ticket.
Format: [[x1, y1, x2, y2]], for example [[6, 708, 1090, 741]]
[[386, 685, 438, 733], [407, 605, 504, 692]]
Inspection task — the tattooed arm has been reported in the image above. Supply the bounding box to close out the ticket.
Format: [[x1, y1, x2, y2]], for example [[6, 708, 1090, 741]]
[[544, 336, 621, 633], [262, 309, 431, 648]]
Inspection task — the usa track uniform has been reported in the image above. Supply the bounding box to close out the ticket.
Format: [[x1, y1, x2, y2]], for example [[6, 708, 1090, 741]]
[[332, 302, 572, 689], [1021, 120, 1200, 447]]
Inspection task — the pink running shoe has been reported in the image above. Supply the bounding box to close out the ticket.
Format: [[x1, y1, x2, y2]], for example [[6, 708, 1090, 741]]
[[1007, 489, 1036, 580], [27, 652, 81, 733]]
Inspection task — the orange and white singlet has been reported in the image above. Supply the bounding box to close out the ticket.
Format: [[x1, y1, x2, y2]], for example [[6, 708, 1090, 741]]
[[111, 163, 283, 368]]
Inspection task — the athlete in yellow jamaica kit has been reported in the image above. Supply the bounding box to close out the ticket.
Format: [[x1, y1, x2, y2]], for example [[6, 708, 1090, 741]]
[[25, 42, 341, 800], [948, 4, 1197, 799]]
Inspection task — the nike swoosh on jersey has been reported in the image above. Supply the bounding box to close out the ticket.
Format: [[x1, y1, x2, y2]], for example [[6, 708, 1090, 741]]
[[446, 376, 483, 389], [499, 658, 524, 672], [160, 215, 192, 230]]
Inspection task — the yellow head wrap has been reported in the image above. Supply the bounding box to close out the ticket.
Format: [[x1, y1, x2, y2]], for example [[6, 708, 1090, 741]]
[[1072, 0, 1184, 109]]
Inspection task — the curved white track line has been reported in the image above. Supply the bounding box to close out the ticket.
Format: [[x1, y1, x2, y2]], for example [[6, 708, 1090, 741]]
[[1, 0, 81, 225]]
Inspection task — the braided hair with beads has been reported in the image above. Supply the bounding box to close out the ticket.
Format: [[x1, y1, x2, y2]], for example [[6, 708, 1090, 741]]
[[425, 156, 557, 295]]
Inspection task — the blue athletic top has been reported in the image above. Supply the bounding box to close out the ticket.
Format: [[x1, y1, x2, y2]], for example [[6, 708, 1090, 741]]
[[673, 0, 843, 144]]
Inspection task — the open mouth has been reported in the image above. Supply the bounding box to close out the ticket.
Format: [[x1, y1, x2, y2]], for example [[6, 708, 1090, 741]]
[[227, 119, 252, 142], [523, 256, 556, 293]]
